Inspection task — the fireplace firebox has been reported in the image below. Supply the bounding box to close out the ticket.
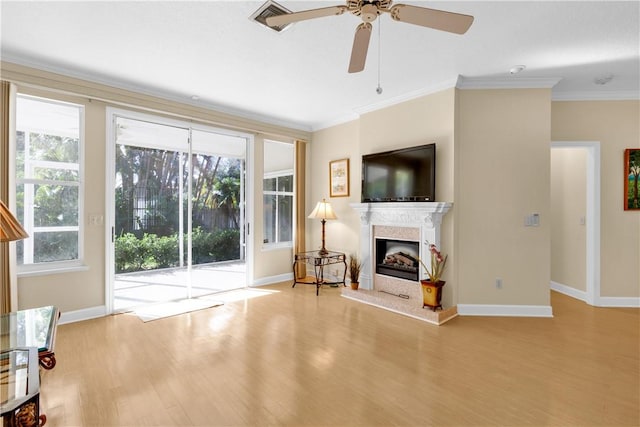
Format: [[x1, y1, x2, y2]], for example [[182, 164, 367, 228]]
[[375, 238, 419, 281]]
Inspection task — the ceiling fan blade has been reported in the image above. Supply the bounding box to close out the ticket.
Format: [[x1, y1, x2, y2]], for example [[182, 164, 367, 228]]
[[266, 5, 347, 27], [348, 23, 373, 73], [390, 4, 474, 34]]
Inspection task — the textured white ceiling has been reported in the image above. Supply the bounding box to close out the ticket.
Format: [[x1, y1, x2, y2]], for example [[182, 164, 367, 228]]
[[1, 1, 638, 131]]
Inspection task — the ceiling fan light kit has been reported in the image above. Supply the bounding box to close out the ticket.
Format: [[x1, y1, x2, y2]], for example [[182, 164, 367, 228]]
[[510, 65, 526, 75], [265, 0, 474, 74]]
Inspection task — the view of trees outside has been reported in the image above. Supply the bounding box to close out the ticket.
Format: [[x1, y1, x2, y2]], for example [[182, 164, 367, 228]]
[[15, 96, 82, 265], [115, 144, 243, 273]]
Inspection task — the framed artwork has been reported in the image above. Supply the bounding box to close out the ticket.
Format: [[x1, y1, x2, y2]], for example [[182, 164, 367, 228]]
[[625, 148, 640, 210], [329, 158, 350, 197]]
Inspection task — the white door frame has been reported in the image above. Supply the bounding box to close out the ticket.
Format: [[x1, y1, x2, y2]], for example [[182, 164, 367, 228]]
[[104, 107, 253, 314], [550, 141, 601, 306]]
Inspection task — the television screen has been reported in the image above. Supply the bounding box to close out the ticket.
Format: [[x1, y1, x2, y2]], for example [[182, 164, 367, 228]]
[[362, 143, 435, 202]]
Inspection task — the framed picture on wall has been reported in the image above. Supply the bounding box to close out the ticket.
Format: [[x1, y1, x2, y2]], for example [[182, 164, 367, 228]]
[[624, 148, 640, 210], [329, 158, 350, 197]]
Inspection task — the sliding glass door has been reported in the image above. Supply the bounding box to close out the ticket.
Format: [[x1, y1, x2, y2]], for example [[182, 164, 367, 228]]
[[188, 129, 246, 298], [109, 112, 248, 312]]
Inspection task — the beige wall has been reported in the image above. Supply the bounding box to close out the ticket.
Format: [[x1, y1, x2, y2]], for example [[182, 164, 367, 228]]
[[307, 120, 361, 258], [7, 60, 638, 315], [310, 88, 557, 308], [456, 89, 552, 306], [551, 100, 640, 297], [550, 148, 587, 291], [310, 88, 458, 303]]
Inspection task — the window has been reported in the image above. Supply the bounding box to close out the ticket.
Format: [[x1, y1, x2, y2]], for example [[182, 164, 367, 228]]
[[15, 95, 83, 270], [263, 141, 294, 246]]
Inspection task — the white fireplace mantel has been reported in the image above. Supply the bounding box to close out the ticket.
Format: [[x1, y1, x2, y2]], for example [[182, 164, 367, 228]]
[[350, 202, 452, 290]]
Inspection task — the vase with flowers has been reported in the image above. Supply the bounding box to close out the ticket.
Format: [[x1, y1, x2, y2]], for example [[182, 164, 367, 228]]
[[418, 242, 448, 311]]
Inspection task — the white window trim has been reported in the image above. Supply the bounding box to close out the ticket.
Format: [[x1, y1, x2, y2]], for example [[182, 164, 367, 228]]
[[15, 94, 85, 275], [262, 169, 294, 249]]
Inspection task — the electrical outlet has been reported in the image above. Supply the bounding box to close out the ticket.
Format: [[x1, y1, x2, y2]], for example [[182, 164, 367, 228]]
[[495, 278, 503, 289]]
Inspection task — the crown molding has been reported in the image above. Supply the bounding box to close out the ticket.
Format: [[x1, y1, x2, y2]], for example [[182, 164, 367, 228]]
[[457, 76, 563, 89], [552, 90, 640, 101], [353, 78, 459, 115], [312, 78, 459, 131], [310, 112, 361, 132]]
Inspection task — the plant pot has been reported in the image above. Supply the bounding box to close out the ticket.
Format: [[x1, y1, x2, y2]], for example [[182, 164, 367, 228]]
[[420, 280, 445, 311], [350, 282, 359, 290]]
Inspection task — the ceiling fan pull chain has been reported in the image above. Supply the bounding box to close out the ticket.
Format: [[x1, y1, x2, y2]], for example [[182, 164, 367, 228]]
[[376, 18, 383, 94]]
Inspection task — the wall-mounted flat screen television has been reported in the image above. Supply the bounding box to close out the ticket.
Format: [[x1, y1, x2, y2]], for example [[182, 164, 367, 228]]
[[361, 143, 436, 202]]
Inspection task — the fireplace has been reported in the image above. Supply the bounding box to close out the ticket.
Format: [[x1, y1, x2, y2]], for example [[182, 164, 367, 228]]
[[348, 201, 452, 291], [375, 238, 419, 281], [344, 202, 456, 325]]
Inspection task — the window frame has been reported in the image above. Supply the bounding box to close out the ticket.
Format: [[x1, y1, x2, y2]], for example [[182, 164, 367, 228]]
[[262, 169, 294, 249], [15, 94, 86, 275]]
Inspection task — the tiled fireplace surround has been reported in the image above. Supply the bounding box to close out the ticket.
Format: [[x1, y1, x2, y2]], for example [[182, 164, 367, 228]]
[[342, 202, 458, 325]]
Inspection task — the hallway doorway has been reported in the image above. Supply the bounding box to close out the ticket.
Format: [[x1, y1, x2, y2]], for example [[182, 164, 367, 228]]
[[550, 141, 601, 305]]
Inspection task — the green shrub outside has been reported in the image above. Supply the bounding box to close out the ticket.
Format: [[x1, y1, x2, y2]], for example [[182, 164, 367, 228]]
[[115, 227, 240, 273]]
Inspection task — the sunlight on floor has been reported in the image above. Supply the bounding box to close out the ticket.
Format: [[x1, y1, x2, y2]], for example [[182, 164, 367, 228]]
[[114, 261, 247, 312], [206, 287, 280, 303], [129, 298, 224, 322]]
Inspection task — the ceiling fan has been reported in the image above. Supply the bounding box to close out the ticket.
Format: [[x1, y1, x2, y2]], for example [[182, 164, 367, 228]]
[[266, 0, 474, 73]]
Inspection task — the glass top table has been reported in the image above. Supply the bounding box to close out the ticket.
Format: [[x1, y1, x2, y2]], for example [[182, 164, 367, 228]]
[[1, 347, 39, 411], [293, 250, 347, 295], [0, 306, 60, 370]]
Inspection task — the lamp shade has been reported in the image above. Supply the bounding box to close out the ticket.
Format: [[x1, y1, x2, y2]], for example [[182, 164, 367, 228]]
[[308, 199, 337, 220], [0, 199, 29, 243]]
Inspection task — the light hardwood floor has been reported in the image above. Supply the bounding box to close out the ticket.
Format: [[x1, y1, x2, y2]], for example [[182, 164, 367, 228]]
[[40, 283, 639, 426]]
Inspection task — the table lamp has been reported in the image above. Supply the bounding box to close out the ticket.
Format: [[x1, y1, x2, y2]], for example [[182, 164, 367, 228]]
[[0, 199, 29, 242], [308, 199, 337, 256]]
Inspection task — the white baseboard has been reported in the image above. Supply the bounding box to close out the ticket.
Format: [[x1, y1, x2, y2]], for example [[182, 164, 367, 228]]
[[596, 296, 640, 308], [457, 304, 553, 318], [550, 281, 587, 302], [551, 280, 640, 307], [58, 305, 106, 324], [251, 273, 293, 287]]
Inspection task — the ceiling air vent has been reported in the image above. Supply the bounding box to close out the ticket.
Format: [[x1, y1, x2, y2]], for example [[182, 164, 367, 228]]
[[250, 0, 293, 32]]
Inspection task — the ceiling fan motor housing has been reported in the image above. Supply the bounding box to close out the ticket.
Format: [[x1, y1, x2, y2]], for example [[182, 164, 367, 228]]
[[349, 0, 392, 22], [361, 4, 378, 21]]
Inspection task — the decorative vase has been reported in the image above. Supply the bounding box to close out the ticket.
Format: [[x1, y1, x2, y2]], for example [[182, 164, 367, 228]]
[[420, 280, 445, 311], [350, 281, 359, 290]]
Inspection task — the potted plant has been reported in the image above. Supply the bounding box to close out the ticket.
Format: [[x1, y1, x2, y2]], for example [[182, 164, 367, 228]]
[[349, 254, 362, 290], [418, 242, 448, 311]]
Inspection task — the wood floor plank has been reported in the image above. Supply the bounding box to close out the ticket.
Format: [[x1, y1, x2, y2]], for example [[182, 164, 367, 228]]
[[39, 284, 639, 426]]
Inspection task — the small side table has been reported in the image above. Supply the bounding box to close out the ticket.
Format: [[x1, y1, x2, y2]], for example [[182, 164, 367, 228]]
[[1, 347, 46, 426], [0, 306, 60, 371], [293, 250, 347, 295]]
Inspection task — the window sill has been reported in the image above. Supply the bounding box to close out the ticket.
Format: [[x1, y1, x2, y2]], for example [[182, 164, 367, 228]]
[[17, 264, 90, 278], [262, 242, 293, 252]]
